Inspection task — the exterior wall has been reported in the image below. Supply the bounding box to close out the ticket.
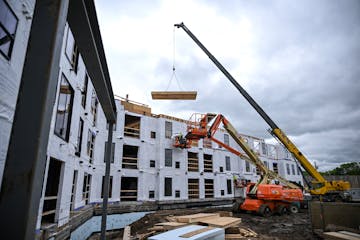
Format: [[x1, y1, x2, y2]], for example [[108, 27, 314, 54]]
[[0, 0, 35, 188]]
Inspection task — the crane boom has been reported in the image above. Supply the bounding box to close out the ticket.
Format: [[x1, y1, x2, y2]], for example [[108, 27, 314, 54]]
[[175, 22, 350, 197]]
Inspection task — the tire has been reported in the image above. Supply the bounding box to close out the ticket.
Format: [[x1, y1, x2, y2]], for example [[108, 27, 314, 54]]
[[290, 204, 299, 214], [276, 205, 288, 216], [259, 204, 272, 217], [232, 201, 241, 213]]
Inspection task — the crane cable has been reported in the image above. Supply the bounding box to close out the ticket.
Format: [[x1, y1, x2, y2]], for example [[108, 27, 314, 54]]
[[165, 26, 184, 91]]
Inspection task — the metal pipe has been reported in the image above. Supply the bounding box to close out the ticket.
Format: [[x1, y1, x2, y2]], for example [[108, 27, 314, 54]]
[[100, 122, 114, 239]]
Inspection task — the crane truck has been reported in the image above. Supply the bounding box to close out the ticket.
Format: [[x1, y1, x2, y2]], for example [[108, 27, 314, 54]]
[[174, 113, 303, 216], [174, 22, 350, 201]]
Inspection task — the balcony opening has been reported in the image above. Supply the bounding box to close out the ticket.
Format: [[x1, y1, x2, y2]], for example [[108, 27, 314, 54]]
[[204, 154, 213, 172], [124, 114, 140, 138], [204, 179, 214, 198], [187, 152, 198, 172], [121, 177, 138, 201], [122, 145, 138, 169], [188, 179, 199, 199], [41, 158, 62, 225]]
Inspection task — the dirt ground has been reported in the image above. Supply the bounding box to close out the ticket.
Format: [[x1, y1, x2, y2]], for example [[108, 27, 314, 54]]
[[129, 207, 320, 240], [90, 207, 321, 239]]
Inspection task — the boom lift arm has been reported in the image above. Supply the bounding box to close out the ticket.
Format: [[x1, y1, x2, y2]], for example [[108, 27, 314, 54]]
[[180, 113, 300, 194], [174, 22, 350, 197]]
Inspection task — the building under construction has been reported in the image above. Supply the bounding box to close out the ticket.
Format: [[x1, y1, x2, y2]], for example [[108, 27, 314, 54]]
[[1, 1, 358, 240], [0, 0, 303, 237]]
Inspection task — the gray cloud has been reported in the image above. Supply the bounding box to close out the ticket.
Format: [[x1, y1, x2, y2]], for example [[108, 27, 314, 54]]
[[96, 0, 360, 171]]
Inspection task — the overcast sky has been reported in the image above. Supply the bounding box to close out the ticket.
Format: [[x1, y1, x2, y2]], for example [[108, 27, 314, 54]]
[[94, 0, 360, 171]]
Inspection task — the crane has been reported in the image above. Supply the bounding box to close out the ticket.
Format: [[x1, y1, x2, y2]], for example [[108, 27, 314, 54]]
[[174, 22, 350, 201]]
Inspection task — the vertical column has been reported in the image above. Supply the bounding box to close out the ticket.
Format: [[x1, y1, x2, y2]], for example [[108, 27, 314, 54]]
[[101, 122, 113, 239], [0, 0, 69, 239]]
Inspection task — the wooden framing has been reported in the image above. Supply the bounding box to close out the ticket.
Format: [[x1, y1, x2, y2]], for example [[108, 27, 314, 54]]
[[121, 177, 138, 201], [205, 179, 214, 198], [188, 179, 199, 199], [188, 152, 199, 172], [204, 154, 213, 172], [151, 91, 197, 100]]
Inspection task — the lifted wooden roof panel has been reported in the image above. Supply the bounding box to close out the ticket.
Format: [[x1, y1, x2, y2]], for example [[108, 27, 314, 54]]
[[151, 91, 197, 100]]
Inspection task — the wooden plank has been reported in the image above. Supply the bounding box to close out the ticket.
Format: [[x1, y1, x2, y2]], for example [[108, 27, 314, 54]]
[[200, 216, 241, 228], [179, 226, 215, 238], [225, 234, 245, 239], [218, 211, 233, 217], [155, 222, 188, 230], [137, 230, 156, 240], [147, 226, 165, 232], [324, 232, 360, 240], [176, 213, 220, 223], [123, 226, 131, 240], [151, 91, 197, 100]]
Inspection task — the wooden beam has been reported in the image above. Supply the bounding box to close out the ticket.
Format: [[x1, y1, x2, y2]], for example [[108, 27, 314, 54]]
[[151, 91, 197, 100]]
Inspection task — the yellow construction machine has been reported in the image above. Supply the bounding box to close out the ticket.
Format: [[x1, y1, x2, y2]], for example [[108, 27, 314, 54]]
[[175, 22, 351, 201]]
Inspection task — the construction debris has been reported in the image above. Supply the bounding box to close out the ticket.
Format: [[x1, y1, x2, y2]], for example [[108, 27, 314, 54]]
[[135, 211, 250, 240], [323, 231, 360, 240]]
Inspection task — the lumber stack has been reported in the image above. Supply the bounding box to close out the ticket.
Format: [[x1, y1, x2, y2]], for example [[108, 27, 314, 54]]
[[133, 211, 258, 239]]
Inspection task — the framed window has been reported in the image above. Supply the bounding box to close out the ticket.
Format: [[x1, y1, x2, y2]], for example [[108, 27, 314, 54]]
[[227, 179, 232, 194], [101, 176, 113, 198], [175, 161, 180, 169], [263, 161, 268, 168], [286, 163, 290, 175], [104, 142, 115, 163], [90, 90, 98, 126], [221, 190, 225, 196], [219, 166, 223, 172], [225, 156, 231, 171], [87, 130, 95, 163], [54, 74, 74, 141], [151, 131, 156, 139], [273, 162, 279, 174], [81, 74, 88, 108], [291, 164, 296, 175], [0, 0, 18, 60], [165, 149, 172, 167], [164, 177, 172, 196], [224, 134, 229, 145], [149, 190, 155, 199], [175, 190, 180, 198], [75, 118, 84, 156], [165, 121, 172, 138], [150, 160, 155, 168], [65, 27, 79, 73], [261, 142, 267, 155], [245, 161, 250, 172]]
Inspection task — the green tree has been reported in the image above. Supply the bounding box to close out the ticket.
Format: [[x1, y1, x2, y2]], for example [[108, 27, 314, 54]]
[[322, 162, 360, 176]]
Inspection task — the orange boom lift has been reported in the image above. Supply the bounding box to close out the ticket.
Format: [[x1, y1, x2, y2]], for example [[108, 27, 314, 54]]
[[174, 113, 303, 216]]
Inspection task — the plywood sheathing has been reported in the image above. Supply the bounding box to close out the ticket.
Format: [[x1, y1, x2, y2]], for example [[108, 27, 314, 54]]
[[120, 100, 152, 116], [175, 213, 220, 223], [179, 226, 216, 238], [155, 222, 188, 230], [199, 216, 241, 228], [151, 91, 197, 100]]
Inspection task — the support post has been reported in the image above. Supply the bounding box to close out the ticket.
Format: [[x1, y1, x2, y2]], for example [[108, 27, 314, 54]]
[[0, 0, 69, 239], [101, 122, 114, 239]]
